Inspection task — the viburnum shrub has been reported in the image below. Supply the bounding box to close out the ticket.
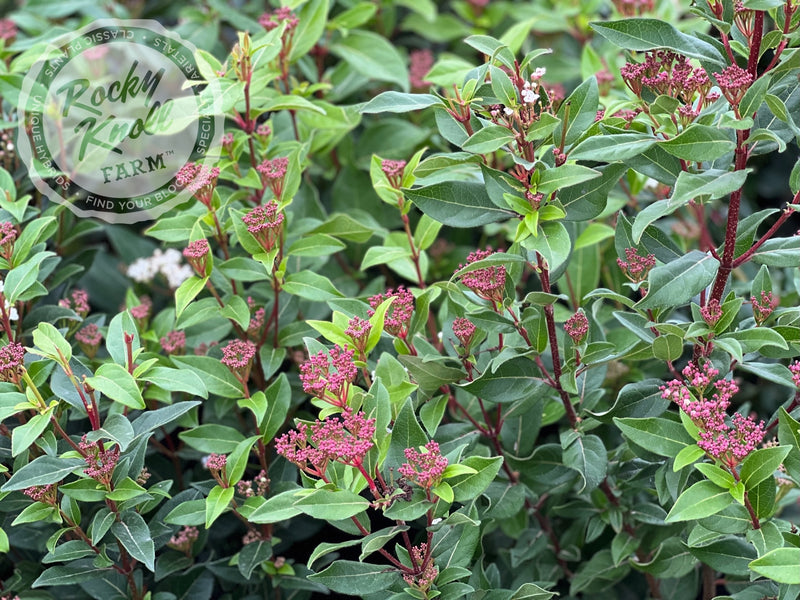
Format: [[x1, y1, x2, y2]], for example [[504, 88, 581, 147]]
[[0, 0, 798, 599]]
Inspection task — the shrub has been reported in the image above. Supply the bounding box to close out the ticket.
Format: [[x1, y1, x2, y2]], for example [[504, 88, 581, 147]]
[[0, 1, 798, 599]]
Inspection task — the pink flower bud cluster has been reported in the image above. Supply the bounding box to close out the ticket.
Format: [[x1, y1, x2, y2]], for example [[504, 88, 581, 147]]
[[612, 0, 655, 17], [381, 159, 407, 189], [176, 162, 220, 208], [452, 317, 477, 351], [276, 408, 376, 477], [790, 361, 800, 388], [160, 330, 186, 355], [206, 453, 227, 471], [701, 299, 723, 326], [259, 7, 299, 32], [256, 123, 272, 139], [80, 436, 120, 482], [661, 362, 764, 466], [751, 291, 778, 326], [345, 316, 372, 356], [698, 412, 765, 465], [457, 248, 507, 305], [403, 544, 438, 592], [617, 247, 656, 283], [75, 323, 102, 346], [220, 132, 234, 152], [257, 157, 289, 200], [59, 288, 90, 316], [23, 484, 56, 504], [75, 324, 103, 359], [248, 307, 266, 336], [621, 51, 711, 103], [714, 65, 753, 108], [409, 49, 434, 91], [0, 222, 16, 260], [221, 340, 256, 379], [0, 18, 18, 41], [398, 440, 448, 490], [242, 201, 284, 252], [299, 345, 357, 407], [130, 296, 153, 322], [565, 311, 589, 343], [369, 287, 415, 338], [0, 341, 24, 383], [182, 239, 210, 276], [237, 470, 269, 498], [168, 526, 199, 554]]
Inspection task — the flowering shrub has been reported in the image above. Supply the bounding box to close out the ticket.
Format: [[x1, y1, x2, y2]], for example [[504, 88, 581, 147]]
[[0, 1, 798, 599]]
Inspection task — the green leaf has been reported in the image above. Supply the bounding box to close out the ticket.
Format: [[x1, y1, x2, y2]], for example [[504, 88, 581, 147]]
[[331, 30, 409, 91], [719, 328, 788, 354], [105, 477, 150, 502], [12, 411, 52, 457], [294, 488, 370, 520], [387, 399, 429, 469], [590, 18, 725, 65], [665, 481, 733, 522], [308, 560, 398, 594], [405, 181, 514, 227], [695, 462, 736, 489], [522, 221, 572, 271], [614, 416, 695, 456], [462, 124, 516, 153], [359, 91, 442, 114], [652, 334, 683, 362], [106, 311, 140, 366], [174, 276, 208, 318], [635, 250, 719, 310], [85, 363, 144, 410], [460, 357, 549, 404], [360, 246, 412, 270], [112, 511, 155, 571], [247, 489, 303, 524], [308, 538, 362, 569], [130, 401, 201, 441], [777, 407, 800, 482], [555, 77, 599, 147], [4, 251, 55, 303], [563, 434, 607, 492], [2, 456, 85, 491], [750, 237, 800, 267], [673, 444, 705, 471], [749, 548, 800, 584], [171, 356, 242, 398], [688, 537, 756, 576], [569, 133, 655, 161], [286, 233, 346, 258], [164, 499, 206, 526], [659, 125, 735, 161], [32, 560, 110, 587], [537, 164, 601, 195], [141, 366, 208, 398], [282, 271, 343, 301], [179, 424, 246, 454], [238, 539, 272, 580], [205, 485, 234, 528], [257, 375, 289, 443], [31, 322, 72, 363], [360, 525, 410, 561], [290, 0, 329, 61], [669, 168, 751, 208], [449, 456, 504, 502], [739, 445, 791, 491]]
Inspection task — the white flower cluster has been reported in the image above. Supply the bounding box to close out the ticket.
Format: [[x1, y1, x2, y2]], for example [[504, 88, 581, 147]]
[[126, 248, 193, 289], [0, 280, 19, 320]]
